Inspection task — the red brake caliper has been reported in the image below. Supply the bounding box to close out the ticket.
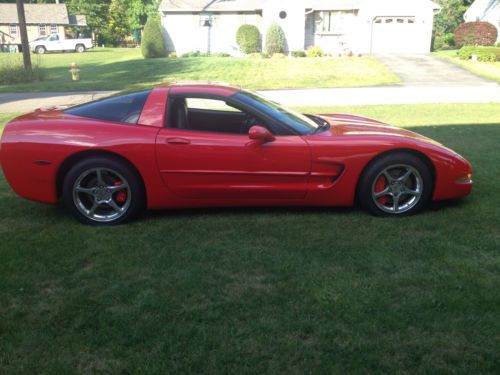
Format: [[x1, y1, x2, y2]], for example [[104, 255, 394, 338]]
[[375, 175, 389, 205], [114, 181, 127, 204]]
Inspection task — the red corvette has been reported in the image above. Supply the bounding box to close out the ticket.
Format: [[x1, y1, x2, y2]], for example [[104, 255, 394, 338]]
[[0, 83, 472, 225]]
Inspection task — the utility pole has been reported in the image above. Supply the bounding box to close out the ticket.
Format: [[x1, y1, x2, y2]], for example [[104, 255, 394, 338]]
[[16, 0, 32, 71]]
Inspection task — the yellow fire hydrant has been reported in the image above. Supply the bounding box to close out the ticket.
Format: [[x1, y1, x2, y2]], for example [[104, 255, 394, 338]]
[[70, 62, 80, 81]]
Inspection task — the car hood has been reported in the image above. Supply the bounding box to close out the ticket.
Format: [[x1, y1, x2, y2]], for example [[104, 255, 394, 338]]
[[315, 114, 440, 145]]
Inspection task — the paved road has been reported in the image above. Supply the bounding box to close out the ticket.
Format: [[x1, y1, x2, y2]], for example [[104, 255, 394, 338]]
[[0, 54, 498, 113], [375, 54, 496, 86]]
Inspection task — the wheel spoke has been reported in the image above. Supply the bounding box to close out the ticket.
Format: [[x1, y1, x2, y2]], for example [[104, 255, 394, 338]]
[[397, 169, 412, 183], [96, 169, 105, 186], [383, 170, 395, 183], [392, 195, 400, 213], [108, 200, 124, 213], [76, 186, 95, 196], [404, 187, 421, 197], [88, 202, 99, 216], [107, 183, 128, 193], [374, 187, 391, 198]]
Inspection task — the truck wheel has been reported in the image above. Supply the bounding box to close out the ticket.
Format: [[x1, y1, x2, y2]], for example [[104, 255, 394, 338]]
[[75, 44, 85, 53], [35, 46, 46, 54]]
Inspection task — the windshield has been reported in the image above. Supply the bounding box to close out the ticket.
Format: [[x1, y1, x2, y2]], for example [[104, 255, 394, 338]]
[[233, 90, 320, 135]]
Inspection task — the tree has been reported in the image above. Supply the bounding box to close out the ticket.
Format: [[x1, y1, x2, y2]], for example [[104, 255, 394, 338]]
[[66, 0, 111, 43], [105, 0, 130, 45], [433, 0, 474, 37], [141, 14, 166, 58]]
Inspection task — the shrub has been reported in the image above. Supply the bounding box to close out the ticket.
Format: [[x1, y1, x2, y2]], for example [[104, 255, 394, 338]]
[[434, 33, 455, 50], [265, 22, 286, 56], [211, 52, 231, 57], [236, 24, 260, 54], [141, 14, 166, 58], [458, 46, 500, 62], [168, 52, 177, 58], [0, 55, 45, 85], [306, 46, 324, 57], [181, 51, 201, 57], [454, 22, 498, 48], [291, 50, 306, 58], [271, 53, 286, 59]]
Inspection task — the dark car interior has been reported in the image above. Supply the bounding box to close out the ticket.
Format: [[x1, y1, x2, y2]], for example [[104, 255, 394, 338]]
[[168, 97, 262, 135]]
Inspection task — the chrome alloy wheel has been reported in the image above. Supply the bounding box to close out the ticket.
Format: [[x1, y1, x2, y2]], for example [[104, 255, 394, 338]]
[[72, 168, 132, 223], [371, 164, 423, 214]]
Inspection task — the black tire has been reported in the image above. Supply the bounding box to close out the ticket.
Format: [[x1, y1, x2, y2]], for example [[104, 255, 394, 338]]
[[357, 152, 433, 217], [75, 44, 85, 53], [62, 157, 145, 225], [35, 46, 46, 54]]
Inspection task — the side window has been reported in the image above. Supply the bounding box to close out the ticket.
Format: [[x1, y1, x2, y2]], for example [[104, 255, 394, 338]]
[[64, 90, 151, 124], [186, 98, 241, 113], [169, 96, 265, 135]]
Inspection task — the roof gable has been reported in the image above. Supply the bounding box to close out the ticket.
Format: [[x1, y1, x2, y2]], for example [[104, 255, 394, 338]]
[[0, 3, 70, 25]]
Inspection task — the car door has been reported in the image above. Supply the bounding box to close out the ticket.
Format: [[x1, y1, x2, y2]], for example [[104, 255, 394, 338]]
[[155, 97, 311, 200], [45, 35, 60, 51]]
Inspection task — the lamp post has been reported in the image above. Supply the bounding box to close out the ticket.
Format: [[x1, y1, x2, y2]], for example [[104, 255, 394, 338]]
[[202, 15, 213, 55]]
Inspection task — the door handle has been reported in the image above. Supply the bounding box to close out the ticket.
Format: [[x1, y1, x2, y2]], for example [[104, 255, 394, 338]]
[[166, 137, 190, 145]]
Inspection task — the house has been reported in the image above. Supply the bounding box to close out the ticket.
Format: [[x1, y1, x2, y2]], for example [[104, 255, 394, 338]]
[[158, 0, 441, 56], [464, 0, 500, 42], [0, 3, 86, 52]]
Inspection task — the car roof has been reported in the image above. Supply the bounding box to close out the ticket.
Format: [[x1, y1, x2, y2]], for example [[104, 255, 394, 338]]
[[155, 81, 242, 97]]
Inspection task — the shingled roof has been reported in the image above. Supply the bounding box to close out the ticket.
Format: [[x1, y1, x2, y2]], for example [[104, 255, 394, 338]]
[[159, 0, 363, 12], [0, 3, 70, 24]]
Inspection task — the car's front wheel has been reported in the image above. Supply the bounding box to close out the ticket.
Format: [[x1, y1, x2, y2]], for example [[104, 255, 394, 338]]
[[62, 157, 145, 225], [358, 152, 433, 216]]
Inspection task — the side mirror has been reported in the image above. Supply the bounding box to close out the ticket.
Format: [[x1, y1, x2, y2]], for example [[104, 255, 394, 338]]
[[248, 125, 275, 143]]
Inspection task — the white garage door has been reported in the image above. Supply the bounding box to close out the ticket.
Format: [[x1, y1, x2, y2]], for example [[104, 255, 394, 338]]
[[371, 17, 419, 54]]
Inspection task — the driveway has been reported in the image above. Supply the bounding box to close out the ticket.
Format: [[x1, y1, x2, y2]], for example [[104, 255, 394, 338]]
[[375, 54, 496, 86]]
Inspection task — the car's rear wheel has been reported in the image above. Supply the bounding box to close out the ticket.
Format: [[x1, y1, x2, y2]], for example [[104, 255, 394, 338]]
[[62, 158, 145, 225], [358, 152, 433, 216], [35, 46, 46, 54], [75, 44, 85, 53]]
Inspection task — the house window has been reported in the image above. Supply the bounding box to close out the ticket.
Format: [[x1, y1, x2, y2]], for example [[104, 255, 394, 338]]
[[315, 10, 357, 34], [50, 24, 58, 34], [9, 24, 17, 35], [39, 24, 47, 36]]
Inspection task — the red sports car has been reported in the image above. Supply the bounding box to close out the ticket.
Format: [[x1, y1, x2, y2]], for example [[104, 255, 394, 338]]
[[0, 83, 473, 225]]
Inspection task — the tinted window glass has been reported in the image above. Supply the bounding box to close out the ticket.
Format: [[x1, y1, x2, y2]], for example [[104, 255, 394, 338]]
[[233, 91, 319, 135], [65, 90, 151, 124]]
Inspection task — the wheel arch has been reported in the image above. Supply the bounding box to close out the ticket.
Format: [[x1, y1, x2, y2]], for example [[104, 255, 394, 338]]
[[55, 149, 147, 205], [355, 148, 436, 202]]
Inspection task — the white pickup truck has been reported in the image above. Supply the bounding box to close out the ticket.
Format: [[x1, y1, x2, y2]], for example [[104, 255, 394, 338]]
[[30, 35, 93, 54]]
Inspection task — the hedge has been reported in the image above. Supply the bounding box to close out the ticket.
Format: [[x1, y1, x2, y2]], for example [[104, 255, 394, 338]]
[[454, 22, 498, 48], [458, 46, 500, 62]]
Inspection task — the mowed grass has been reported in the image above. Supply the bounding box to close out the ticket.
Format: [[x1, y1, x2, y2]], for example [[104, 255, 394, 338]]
[[0, 48, 400, 93], [0, 104, 499, 374], [433, 50, 500, 82]]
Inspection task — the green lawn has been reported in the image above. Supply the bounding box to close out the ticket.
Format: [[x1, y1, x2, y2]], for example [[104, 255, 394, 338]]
[[1, 104, 499, 373], [0, 48, 400, 93], [433, 50, 500, 82]]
